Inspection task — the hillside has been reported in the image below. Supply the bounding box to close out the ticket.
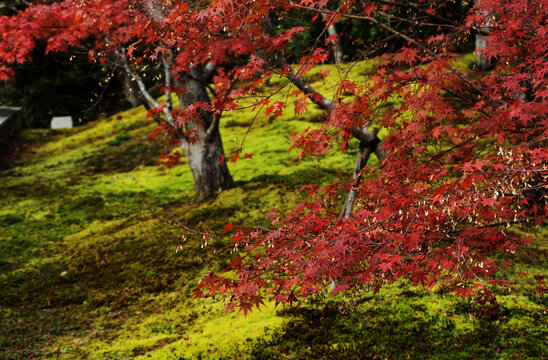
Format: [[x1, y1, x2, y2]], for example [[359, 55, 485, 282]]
[[1, 58, 546, 359]]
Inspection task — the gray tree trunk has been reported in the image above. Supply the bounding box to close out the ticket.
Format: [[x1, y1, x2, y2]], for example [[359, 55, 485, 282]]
[[322, 13, 344, 64], [115, 1, 233, 199], [475, 32, 490, 70], [176, 70, 233, 199], [475, 3, 493, 70]]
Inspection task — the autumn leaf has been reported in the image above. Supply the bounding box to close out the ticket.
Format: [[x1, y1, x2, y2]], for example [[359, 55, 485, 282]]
[[223, 222, 234, 232], [481, 197, 497, 207], [455, 287, 475, 300]]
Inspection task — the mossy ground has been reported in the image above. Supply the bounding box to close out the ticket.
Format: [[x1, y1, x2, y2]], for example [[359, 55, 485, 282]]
[[1, 56, 546, 359]]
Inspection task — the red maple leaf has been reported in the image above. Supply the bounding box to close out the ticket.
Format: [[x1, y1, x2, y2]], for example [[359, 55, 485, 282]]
[[223, 222, 234, 232]]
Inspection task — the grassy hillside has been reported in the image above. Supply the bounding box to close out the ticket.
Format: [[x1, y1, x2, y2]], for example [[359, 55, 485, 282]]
[[1, 57, 546, 359]]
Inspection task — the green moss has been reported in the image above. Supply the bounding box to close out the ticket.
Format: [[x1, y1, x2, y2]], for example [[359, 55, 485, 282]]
[[1, 54, 545, 360]]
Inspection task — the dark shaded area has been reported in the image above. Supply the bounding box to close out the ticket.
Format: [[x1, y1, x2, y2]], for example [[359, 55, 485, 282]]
[[0, 42, 127, 128], [0, 107, 23, 163], [250, 298, 547, 360], [81, 135, 165, 173], [274, 1, 473, 63]]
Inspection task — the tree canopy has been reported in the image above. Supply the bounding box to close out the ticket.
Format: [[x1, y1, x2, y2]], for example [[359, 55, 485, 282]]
[[0, 0, 546, 313]]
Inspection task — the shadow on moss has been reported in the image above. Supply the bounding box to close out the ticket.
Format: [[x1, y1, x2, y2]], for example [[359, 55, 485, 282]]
[[250, 299, 546, 360]]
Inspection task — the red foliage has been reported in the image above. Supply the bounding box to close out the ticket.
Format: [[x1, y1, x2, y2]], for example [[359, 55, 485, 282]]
[[1, 0, 546, 313], [156, 151, 181, 169], [196, 0, 547, 311]]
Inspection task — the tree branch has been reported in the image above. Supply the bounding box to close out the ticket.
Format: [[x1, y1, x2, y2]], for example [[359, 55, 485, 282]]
[[369, 0, 491, 36], [340, 128, 379, 219], [289, 2, 483, 94], [263, 14, 388, 216], [205, 70, 243, 142], [262, 16, 386, 160], [267, 48, 386, 160], [115, 49, 185, 140], [162, 50, 174, 114]]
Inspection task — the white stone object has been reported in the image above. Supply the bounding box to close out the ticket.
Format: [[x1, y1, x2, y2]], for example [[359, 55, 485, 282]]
[[51, 116, 73, 129]]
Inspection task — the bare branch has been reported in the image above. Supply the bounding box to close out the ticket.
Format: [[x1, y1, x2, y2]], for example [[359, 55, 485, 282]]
[[369, 0, 490, 36], [115, 49, 186, 140], [264, 14, 389, 217], [340, 128, 379, 219], [262, 16, 386, 160], [205, 71, 241, 142], [204, 113, 221, 142], [289, 2, 483, 94], [162, 51, 174, 114]]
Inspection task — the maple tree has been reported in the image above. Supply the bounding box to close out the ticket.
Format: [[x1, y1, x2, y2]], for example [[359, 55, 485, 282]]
[[194, 0, 547, 314], [1, 0, 546, 314], [1, 0, 241, 198]]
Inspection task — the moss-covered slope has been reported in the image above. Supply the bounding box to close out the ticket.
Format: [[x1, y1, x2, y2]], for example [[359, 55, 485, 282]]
[[0, 56, 546, 360]]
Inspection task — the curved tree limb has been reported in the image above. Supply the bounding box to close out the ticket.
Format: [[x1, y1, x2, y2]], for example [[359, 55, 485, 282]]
[[262, 15, 386, 217], [115, 49, 185, 140], [340, 128, 380, 219]]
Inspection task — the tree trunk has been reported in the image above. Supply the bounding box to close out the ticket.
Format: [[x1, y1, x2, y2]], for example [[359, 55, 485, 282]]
[[475, 32, 489, 70], [179, 130, 233, 199], [176, 70, 233, 199], [322, 13, 344, 64], [475, 3, 493, 70], [113, 1, 233, 200]]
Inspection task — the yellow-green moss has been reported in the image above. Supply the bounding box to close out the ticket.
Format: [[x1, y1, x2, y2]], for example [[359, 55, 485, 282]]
[[1, 54, 545, 360]]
